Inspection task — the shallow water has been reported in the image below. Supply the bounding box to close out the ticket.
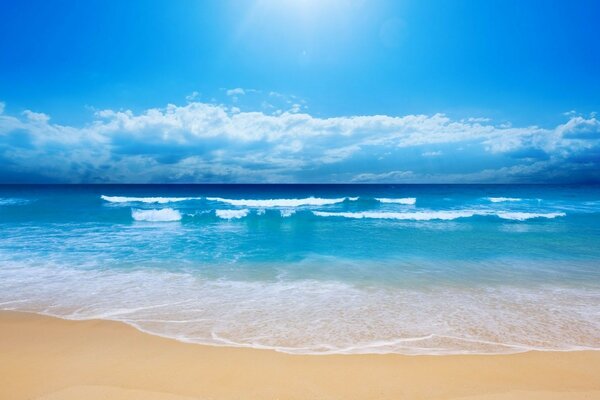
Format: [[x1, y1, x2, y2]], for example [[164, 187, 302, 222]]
[[1, 184, 599, 354]]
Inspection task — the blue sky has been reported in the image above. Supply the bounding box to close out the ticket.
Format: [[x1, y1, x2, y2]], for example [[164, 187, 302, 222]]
[[0, 0, 599, 183]]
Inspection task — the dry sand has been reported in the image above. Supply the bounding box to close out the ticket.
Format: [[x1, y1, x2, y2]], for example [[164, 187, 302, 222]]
[[1, 311, 599, 400]]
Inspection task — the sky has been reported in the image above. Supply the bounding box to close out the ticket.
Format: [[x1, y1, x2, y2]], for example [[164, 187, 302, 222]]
[[0, 0, 599, 183]]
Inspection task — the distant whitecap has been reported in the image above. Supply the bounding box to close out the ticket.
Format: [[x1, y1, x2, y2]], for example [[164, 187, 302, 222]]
[[313, 210, 483, 220], [486, 197, 522, 203], [206, 197, 351, 207], [131, 208, 182, 222], [375, 197, 416, 205], [496, 212, 566, 221], [215, 209, 249, 219], [102, 195, 200, 204], [313, 210, 566, 221], [280, 209, 296, 217]]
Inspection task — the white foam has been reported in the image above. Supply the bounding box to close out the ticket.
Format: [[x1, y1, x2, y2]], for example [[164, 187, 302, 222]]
[[280, 209, 296, 217], [215, 209, 249, 219], [206, 197, 349, 207], [376, 197, 417, 205], [496, 212, 566, 221], [313, 210, 487, 221], [0, 198, 30, 206], [1, 262, 599, 355], [131, 208, 182, 222], [102, 195, 200, 204], [313, 210, 567, 221], [487, 197, 522, 203]]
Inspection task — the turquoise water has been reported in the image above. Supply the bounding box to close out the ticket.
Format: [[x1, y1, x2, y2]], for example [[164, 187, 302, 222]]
[[1, 184, 599, 354]]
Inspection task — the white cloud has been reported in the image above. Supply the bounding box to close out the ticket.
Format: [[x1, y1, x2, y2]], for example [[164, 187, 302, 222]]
[[185, 91, 200, 102], [22, 110, 50, 123], [289, 103, 302, 113], [466, 117, 491, 123], [352, 170, 415, 183], [226, 88, 246, 96], [0, 100, 598, 183]]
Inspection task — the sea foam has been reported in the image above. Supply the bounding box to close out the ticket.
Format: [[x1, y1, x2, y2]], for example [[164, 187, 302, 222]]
[[376, 197, 417, 205], [487, 197, 523, 203], [280, 209, 296, 217], [313, 210, 487, 220], [313, 210, 566, 221], [102, 195, 200, 204], [496, 212, 566, 221], [131, 208, 182, 222], [215, 209, 249, 219], [2, 262, 599, 355], [206, 197, 351, 207], [0, 198, 30, 206]]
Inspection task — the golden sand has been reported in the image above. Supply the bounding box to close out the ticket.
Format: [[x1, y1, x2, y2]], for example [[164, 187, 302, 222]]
[[1, 311, 599, 400]]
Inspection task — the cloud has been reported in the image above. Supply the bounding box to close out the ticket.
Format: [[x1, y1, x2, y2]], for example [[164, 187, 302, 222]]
[[0, 100, 598, 183], [226, 88, 246, 96], [352, 170, 415, 183], [465, 117, 491, 123], [185, 91, 200, 102], [22, 110, 50, 123], [289, 103, 302, 113]]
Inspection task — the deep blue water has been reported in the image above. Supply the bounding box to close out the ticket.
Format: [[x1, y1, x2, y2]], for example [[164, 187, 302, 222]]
[[1, 184, 599, 354]]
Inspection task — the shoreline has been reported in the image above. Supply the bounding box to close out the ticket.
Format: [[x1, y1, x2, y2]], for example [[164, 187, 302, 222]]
[[2, 311, 600, 399], [7, 309, 600, 357]]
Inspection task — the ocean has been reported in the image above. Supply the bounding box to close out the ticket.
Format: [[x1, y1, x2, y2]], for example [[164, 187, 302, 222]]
[[1, 184, 599, 354]]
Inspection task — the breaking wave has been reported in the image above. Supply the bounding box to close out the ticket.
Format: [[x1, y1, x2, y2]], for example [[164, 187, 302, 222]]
[[313, 210, 566, 221], [215, 209, 249, 219], [206, 197, 353, 207], [496, 212, 566, 221], [102, 195, 200, 204], [375, 197, 416, 205], [131, 208, 182, 222]]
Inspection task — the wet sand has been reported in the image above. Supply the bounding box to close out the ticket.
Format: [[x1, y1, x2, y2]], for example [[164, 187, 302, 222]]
[[1, 311, 599, 400]]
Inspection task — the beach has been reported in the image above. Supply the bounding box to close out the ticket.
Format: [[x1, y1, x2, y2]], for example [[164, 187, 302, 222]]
[[2, 185, 600, 356], [2, 311, 600, 400], [2, 186, 600, 399], [3, 0, 600, 397]]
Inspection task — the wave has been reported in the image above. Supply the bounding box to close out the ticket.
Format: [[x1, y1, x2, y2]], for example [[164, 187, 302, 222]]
[[496, 212, 566, 221], [313, 210, 567, 221], [0, 198, 30, 206], [206, 196, 352, 207], [2, 263, 599, 355], [102, 195, 200, 204], [280, 209, 296, 217], [313, 210, 485, 221], [131, 208, 182, 222], [375, 197, 416, 205], [487, 197, 523, 203], [215, 209, 249, 219]]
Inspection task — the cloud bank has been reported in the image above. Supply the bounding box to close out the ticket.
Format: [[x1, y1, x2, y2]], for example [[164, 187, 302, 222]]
[[0, 100, 598, 183]]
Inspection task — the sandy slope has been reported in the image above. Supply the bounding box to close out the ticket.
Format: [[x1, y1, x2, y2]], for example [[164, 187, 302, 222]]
[[2, 311, 599, 400]]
